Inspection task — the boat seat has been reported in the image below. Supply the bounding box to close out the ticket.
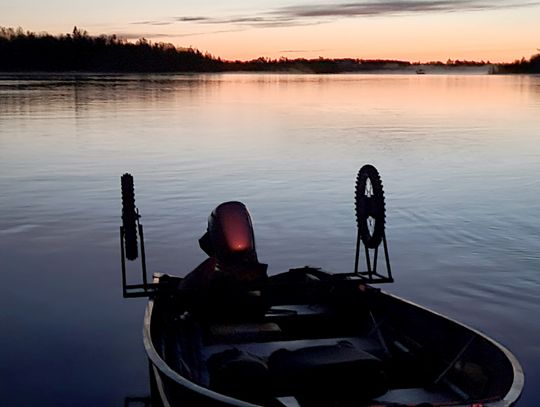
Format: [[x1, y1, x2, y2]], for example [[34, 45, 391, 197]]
[[206, 341, 388, 403], [207, 348, 270, 403], [268, 340, 388, 401], [204, 336, 384, 359], [208, 322, 282, 344]]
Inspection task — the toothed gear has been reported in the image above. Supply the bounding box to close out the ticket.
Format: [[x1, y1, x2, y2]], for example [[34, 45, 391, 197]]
[[121, 173, 139, 260], [355, 165, 385, 249]]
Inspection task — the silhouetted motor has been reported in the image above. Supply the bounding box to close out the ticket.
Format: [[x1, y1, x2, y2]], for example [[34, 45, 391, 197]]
[[199, 201, 256, 262], [180, 202, 268, 317]]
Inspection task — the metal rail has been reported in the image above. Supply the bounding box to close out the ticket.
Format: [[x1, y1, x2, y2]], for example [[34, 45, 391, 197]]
[[121, 223, 159, 298]]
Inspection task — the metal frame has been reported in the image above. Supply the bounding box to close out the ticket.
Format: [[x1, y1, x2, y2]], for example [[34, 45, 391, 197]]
[[354, 232, 393, 284], [120, 215, 159, 298]]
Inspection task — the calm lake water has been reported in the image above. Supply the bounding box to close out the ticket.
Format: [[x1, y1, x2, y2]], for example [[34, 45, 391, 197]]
[[1, 73, 539, 406]]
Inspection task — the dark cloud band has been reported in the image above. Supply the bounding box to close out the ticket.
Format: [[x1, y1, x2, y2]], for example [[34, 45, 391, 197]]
[[279, 0, 540, 18], [132, 1, 540, 30]]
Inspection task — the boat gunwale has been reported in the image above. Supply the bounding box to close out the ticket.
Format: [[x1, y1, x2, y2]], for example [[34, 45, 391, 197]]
[[142, 279, 524, 407], [380, 290, 524, 406], [143, 298, 259, 407]]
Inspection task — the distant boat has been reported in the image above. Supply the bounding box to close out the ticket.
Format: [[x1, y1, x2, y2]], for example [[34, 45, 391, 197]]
[[119, 165, 524, 407], [416, 68, 426, 74]]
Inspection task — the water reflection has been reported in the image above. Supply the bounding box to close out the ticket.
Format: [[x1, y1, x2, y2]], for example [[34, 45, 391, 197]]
[[0, 73, 539, 406], [124, 396, 151, 407]]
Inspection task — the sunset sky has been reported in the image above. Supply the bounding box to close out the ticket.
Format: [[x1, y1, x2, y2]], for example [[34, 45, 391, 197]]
[[3, 0, 539, 62]]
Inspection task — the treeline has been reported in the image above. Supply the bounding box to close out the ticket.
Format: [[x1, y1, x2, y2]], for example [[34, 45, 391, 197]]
[[492, 53, 540, 74], [0, 26, 500, 74], [421, 59, 489, 66], [0, 27, 225, 72], [226, 57, 413, 73], [0, 27, 415, 73]]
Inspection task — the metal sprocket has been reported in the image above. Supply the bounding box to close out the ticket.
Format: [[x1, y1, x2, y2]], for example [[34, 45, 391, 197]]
[[355, 164, 385, 249]]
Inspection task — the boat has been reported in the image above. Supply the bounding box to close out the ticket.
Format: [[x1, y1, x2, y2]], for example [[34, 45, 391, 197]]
[[416, 69, 426, 74], [119, 165, 524, 407]]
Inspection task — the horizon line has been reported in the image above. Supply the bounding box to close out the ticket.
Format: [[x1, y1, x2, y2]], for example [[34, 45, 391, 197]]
[[0, 25, 536, 65]]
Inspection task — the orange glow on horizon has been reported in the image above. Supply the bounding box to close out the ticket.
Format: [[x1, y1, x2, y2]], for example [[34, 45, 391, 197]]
[[5, 2, 539, 65], [146, 10, 540, 64]]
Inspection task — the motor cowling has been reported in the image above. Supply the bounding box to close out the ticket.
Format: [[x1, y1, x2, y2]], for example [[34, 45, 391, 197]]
[[199, 201, 257, 262], [199, 201, 267, 284]]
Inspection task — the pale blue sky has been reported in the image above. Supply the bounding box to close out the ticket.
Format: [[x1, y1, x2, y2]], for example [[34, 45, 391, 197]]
[[2, 0, 539, 61]]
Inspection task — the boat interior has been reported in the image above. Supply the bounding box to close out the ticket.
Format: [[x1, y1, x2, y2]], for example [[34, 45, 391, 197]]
[[149, 269, 515, 407]]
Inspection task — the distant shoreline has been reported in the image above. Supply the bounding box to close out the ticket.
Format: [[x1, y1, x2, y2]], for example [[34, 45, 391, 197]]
[[0, 67, 494, 76], [1, 26, 538, 74]]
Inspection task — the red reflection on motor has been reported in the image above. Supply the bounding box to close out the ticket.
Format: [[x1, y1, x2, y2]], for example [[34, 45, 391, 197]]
[[218, 204, 254, 253]]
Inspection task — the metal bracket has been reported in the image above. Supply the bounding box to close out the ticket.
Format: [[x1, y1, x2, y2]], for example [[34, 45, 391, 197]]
[[120, 222, 159, 298], [354, 233, 393, 284]]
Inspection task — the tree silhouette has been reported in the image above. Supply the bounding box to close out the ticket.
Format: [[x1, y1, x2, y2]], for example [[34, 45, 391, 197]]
[[493, 53, 540, 73], [0, 26, 225, 72], [1, 26, 514, 74]]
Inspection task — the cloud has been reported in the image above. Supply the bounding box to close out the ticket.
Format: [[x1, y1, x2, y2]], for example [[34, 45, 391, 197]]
[[116, 32, 173, 40], [174, 28, 244, 37], [119, 28, 245, 40], [131, 20, 174, 26], [173, 15, 313, 28], [132, 16, 321, 30], [133, 1, 540, 31], [175, 17, 211, 22], [277, 0, 540, 18]]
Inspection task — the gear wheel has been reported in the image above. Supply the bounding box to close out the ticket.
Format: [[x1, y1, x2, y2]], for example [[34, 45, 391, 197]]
[[121, 173, 139, 260], [355, 165, 385, 249]]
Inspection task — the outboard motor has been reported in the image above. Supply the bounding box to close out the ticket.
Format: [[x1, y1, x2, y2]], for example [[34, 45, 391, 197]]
[[200, 202, 258, 264], [177, 202, 268, 317], [181, 201, 267, 294], [199, 201, 268, 285]]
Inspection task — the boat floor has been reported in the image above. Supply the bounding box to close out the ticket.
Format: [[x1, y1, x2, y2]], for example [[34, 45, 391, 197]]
[[374, 388, 458, 404], [275, 387, 458, 407], [153, 291, 517, 406], [166, 303, 462, 406], [201, 336, 384, 387], [201, 335, 459, 406]]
